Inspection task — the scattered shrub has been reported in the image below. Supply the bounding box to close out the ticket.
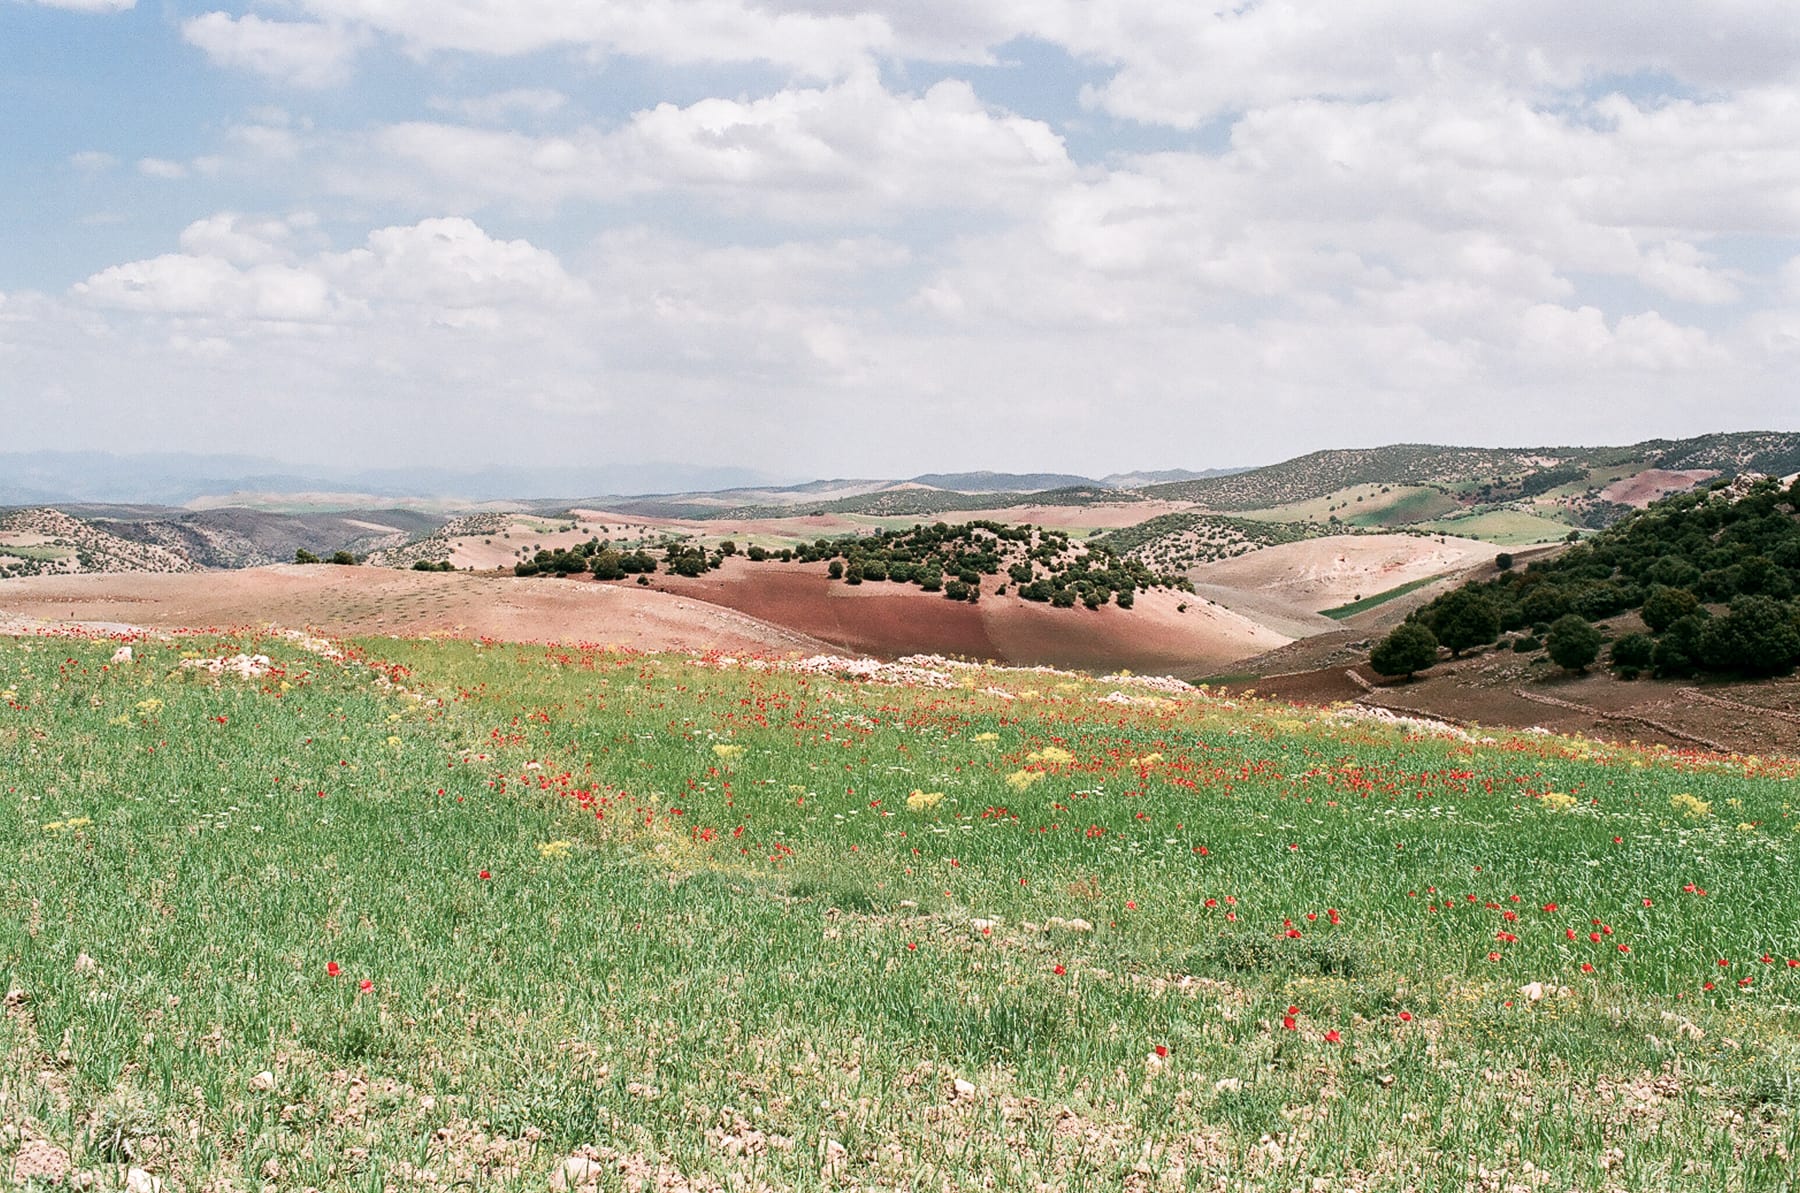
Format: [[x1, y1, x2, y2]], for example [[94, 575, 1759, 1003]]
[[1546, 614, 1602, 672]]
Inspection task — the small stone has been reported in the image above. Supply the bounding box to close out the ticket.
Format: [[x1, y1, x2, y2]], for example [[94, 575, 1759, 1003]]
[[74, 953, 99, 975], [112, 647, 133, 664], [3, 988, 27, 1007], [1519, 981, 1546, 1002], [250, 1070, 276, 1092], [952, 1078, 976, 1100], [550, 1155, 602, 1191], [1213, 1077, 1242, 1093], [124, 1168, 163, 1193]]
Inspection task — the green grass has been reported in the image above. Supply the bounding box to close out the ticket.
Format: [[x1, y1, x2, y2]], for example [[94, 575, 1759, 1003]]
[[0, 545, 73, 562], [1416, 507, 1576, 544], [3, 631, 1798, 1190], [1319, 574, 1445, 619]]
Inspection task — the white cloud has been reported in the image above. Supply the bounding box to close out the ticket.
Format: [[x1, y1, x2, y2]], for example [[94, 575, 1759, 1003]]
[[183, 12, 366, 88], [21, 0, 134, 11], [68, 150, 117, 171], [331, 71, 1071, 219], [75, 215, 586, 328], [437, 88, 568, 123], [137, 157, 188, 179], [295, 0, 890, 76]]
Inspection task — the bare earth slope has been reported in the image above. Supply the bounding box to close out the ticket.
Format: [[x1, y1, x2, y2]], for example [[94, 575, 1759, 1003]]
[[641, 558, 1289, 674], [0, 561, 1287, 674], [1188, 533, 1500, 614], [0, 566, 836, 656]]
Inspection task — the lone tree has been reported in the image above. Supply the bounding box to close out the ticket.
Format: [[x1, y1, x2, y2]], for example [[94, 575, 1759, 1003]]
[[1370, 621, 1439, 680], [1546, 614, 1602, 672]]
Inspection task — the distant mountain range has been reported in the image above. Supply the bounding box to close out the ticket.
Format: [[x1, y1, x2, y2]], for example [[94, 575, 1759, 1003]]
[[0, 453, 789, 506], [3, 432, 1795, 578], [0, 453, 1249, 507]]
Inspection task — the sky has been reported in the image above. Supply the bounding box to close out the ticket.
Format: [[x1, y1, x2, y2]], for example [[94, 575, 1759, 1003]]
[[5, 1, 1800, 484]]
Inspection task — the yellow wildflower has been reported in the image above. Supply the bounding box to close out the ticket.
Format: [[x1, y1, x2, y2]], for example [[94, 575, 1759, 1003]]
[[537, 840, 574, 859], [712, 744, 744, 760], [1541, 791, 1578, 812], [906, 790, 945, 811], [1026, 746, 1075, 766], [1005, 770, 1045, 792], [1670, 793, 1710, 820], [973, 733, 999, 743]]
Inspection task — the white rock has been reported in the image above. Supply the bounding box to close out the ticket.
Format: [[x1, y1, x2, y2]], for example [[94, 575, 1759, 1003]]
[[1213, 1077, 1242, 1093], [1519, 981, 1546, 1002], [73, 952, 99, 974], [250, 1070, 276, 1092], [111, 647, 133, 664], [124, 1169, 163, 1193], [549, 1155, 602, 1191], [952, 1078, 976, 1100]]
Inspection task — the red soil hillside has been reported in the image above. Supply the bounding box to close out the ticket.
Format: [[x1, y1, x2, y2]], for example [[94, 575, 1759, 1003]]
[[649, 557, 1287, 674]]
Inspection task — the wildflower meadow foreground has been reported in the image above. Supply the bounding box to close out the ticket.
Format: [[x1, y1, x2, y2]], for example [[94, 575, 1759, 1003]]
[[2, 630, 1797, 1191]]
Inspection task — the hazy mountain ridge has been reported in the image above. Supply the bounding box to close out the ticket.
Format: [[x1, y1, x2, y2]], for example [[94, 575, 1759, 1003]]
[[4, 432, 1794, 576]]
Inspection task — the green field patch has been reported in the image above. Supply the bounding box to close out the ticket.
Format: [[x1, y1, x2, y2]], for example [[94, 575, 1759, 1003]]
[[1319, 573, 1446, 619], [0, 544, 73, 561], [2, 631, 1797, 1189], [1416, 507, 1576, 544]]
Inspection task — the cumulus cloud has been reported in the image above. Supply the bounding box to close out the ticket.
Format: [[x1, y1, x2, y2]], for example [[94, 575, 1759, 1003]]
[[183, 12, 367, 88], [76, 215, 587, 329], [293, 0, 891, 76], [330, 70, 1071, 219], [21, 0, 134, 10], [17, 4, 1800, 472], [137, 157, 188, 179], [436, 88, 568, 124]]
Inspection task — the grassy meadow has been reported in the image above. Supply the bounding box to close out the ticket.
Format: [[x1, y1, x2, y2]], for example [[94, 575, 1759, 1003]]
[[3, 629, 1799, 1191]]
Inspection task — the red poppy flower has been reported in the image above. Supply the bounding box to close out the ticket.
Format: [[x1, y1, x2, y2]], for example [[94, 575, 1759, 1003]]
[[326, 961, 340, 977], [1282, 1015, 1297, 1031], [906, 942, 917, 951], [1397, 1011, 1413, 1023], [1154, 1044, 1169, 1058], [1580, 963, 1594, 973], [1053, 964, 1065, 975], [1617, 944, 1629, 953], [478, 870, 491, 880], [1324, 1030, 1341, 1044], [359, 979, 373, 993]]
